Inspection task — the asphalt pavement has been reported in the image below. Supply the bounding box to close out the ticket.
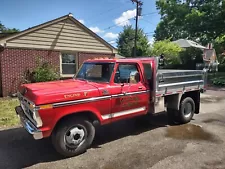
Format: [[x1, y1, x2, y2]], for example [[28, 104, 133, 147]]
[[0, 90, 225, 169]]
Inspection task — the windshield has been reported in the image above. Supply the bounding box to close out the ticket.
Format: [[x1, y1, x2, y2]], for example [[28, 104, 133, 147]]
[[75, 62, 115, 83]]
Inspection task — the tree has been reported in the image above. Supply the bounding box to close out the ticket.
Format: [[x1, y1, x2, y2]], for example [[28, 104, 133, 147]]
[[154, 0, 225, 46], [117, 25, 150, 57], [0, 22, 19, 33], [150, 40, 184, 65]]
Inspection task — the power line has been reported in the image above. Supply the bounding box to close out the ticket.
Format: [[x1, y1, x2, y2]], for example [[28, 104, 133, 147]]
[[140, 19, 156, 26], [142, 12, 158, 16], [101, 11, 157, 31], [107, 33, 154, 44], [102, 16, 136, 30], [88, 6, 131, 25]]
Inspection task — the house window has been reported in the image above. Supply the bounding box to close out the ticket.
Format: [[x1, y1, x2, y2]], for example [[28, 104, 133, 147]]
[[61, 53, 76, 75]]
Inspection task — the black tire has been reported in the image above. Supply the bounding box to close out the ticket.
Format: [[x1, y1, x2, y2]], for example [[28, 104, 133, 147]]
[[52, 117, 95, 157], [167, 108, 179, 125], [178, 97, 195, 124]]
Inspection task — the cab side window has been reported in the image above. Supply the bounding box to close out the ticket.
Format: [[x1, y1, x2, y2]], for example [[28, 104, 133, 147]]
[[114, 64, 140, 84]]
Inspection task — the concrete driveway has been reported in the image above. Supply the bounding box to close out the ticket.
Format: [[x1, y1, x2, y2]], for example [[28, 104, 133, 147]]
[[0, 90, 225, 169]]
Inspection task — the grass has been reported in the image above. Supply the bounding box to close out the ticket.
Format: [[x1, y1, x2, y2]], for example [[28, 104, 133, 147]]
[[0, 98, 20, 128]]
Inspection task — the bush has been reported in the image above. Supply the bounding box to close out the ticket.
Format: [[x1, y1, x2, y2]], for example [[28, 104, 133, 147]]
[[218, 64, 225, 72], [150, 40, 184, 65], [34, 62, 59, 82], [179, 47, 203, 70], [212, 77, 225, 86], [22, 61, 59, 83]]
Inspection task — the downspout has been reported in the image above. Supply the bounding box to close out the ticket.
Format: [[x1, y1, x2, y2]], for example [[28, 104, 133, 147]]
[[0, 42, 5, 97], [0, 42, 6, 51]]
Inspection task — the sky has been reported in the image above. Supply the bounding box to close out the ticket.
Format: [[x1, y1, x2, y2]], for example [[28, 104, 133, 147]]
[[0, 0, 161, 46]]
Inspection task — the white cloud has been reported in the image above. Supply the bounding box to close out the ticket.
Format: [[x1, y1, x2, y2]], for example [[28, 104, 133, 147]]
[[108, 40, 116, 44], [78, 19, 85, 24], [104, 32, 118, 39], [114, 9, 136, 26], [89, 26, 104, 33], [148, 37, 155, 45]]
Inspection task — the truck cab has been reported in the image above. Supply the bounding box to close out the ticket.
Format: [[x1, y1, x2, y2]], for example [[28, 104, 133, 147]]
[[15, 57, 206, 157]]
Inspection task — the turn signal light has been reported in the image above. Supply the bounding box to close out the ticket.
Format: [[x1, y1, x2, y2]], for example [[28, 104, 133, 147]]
[[39, 104, 53, 110]]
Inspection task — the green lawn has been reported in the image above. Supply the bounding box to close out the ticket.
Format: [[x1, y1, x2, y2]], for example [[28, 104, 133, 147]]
[[0, 98, 20, 128]]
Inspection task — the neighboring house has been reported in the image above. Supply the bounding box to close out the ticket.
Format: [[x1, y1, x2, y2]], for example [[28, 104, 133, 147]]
[[0, 14, 117, 96], [173, 39, 207, 49]]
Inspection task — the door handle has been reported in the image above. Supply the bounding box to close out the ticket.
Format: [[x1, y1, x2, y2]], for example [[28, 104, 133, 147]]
[[138, 86, 143, 90]]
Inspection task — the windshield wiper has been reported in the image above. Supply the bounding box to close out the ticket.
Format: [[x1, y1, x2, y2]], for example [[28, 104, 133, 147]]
[[75, 77, 89, 82]]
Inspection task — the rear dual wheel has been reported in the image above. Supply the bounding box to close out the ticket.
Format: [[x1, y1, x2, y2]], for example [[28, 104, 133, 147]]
[[167, 97, 195, 124]]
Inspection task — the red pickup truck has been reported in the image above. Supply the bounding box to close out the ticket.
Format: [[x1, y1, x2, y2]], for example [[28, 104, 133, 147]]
[[15, 57, 207, 157]]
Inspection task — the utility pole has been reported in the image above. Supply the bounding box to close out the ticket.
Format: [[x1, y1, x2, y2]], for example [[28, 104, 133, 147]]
[[131, 0, 143, 57]]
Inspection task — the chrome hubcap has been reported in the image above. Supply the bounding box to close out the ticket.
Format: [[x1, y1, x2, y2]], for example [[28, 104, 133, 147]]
[[184, 102, 192, 118], [65, 127, 85, 147]]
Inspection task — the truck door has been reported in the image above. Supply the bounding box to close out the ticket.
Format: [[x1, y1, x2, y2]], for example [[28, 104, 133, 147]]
[[110, 63, 149, 122]]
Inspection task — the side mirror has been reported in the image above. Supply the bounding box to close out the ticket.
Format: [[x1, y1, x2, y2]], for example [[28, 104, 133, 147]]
[[114, 71, 120, 83]]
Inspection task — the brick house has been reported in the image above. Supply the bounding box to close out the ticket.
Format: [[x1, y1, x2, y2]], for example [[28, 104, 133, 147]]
[[0, 14, 117, 96]]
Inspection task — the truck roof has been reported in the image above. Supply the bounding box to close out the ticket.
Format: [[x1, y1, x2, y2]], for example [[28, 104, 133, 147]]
[[85, 57, 155, 63]]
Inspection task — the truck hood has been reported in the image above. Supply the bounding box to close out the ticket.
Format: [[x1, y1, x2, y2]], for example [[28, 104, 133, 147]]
[[20, 79, 101, 105]]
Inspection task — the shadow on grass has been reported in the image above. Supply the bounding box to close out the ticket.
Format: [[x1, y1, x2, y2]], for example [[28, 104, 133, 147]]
[[0, 112, 169, 169]]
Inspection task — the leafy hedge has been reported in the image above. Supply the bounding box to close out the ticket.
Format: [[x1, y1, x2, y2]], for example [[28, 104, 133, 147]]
[[212, 77, 225, 86], [33, 62, 59, 82], [218, 64, 225, 72], [22, 61, 59, 84]]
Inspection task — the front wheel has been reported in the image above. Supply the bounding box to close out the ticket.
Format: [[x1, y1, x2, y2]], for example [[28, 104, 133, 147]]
[[52, 117, 95, 157]]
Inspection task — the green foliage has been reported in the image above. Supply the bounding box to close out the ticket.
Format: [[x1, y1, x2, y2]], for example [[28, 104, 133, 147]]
[[150, 40, 183, 65], [212, 78, 225, 86], [218, 64, 225, 72], [179, 47, 203, 69], [33, 62, 59, 82], [208, 72, 225, 87], [23, 58, 59, 83], [214, 35, 225, 63], [0, 21, 19, 33], [117, 25, 150, 57], [155, 0, 225, 46]]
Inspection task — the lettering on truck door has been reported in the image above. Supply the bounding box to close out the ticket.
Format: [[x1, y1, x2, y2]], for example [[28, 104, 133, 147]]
[[109, 63, 149, 121]]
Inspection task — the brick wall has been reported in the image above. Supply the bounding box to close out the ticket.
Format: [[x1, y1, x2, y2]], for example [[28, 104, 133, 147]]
[[78, 52, 115, 67], [0, 48, 60, 96]]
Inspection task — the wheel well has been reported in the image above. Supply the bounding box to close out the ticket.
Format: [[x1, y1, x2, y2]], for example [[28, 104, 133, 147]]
[[165, 91, 200, 114], [52, 111, 100, 134], [181, 91, 200, 114]]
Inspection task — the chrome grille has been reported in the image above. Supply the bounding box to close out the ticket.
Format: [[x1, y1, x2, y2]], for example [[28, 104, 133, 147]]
[[18, 93, 37, 125]]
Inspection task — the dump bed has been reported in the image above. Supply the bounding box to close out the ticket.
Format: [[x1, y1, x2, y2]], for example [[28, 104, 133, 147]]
[[156, 69, 206, 96]]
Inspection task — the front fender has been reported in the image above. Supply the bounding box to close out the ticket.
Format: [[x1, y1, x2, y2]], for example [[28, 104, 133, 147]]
[[53, 104, 103, 125], [39, 103, 108, 138]]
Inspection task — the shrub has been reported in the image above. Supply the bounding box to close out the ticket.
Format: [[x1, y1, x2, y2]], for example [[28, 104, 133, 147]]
[[150, 40, 184, 65], [22, 61, 59, 84], [218, 64, 225, 72], [212, 77, 225, 87], [33, 62, 59, 82]]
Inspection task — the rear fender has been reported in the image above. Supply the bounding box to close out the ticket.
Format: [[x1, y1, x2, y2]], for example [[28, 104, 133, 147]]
[[165, 93, 182, 111]]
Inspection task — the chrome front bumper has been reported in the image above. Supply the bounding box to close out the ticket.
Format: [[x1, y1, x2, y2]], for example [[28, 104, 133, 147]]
[[15, 106, 43, 140]]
